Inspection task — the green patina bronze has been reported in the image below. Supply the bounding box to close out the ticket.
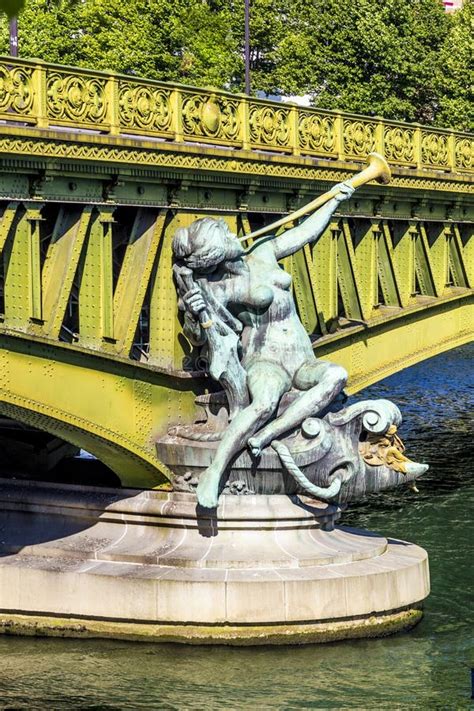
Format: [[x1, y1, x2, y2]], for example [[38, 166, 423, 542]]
[[169, 158, 429, 507]]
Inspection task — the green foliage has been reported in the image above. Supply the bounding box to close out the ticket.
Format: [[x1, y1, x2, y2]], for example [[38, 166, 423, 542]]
[[0, 0, 470, 130], [0, 0, 242, 86], [436, 1, 473, 131], [0, 0, 24, 20], [257, 0, 451, 124]]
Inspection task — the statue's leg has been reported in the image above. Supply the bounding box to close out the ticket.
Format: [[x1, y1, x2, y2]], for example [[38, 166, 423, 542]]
[[196, 361, 291, 508], [248, 361, 347, 456]]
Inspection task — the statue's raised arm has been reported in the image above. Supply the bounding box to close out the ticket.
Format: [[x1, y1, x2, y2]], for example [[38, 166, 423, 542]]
[[240, 152, 391, 248], [266, 182, 354, 260]]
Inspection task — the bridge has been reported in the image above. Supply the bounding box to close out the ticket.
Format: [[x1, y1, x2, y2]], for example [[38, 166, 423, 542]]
[[0, 57, 472, 488]]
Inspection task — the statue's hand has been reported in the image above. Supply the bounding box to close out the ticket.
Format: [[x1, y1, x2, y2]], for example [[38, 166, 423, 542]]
[[334, 182, 355, 203], [183, 287, 207, 319]]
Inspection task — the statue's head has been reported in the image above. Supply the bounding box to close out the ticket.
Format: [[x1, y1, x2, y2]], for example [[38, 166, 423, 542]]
[[172, 218, 244, 271]]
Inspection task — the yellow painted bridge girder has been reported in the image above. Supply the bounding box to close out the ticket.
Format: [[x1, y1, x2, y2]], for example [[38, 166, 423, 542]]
[[0, 334, 197, 488], [316, 293, 473, 393]]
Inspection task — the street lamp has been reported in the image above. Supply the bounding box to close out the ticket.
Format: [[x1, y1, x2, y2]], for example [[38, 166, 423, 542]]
[[9, 16, 18, 56], [244, 0, 250, 94]]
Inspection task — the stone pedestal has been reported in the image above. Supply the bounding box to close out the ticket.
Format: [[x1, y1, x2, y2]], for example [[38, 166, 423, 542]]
[[0, 478, 429, 645]]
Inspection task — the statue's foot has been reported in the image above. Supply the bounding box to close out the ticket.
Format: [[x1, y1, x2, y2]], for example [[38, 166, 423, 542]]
[[405, 462, 429, 477], [196, 473, 219, 509], [248, 436, 262, 457]]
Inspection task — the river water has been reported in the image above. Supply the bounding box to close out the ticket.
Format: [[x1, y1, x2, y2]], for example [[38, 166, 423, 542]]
[[0, 344, 472, 709]]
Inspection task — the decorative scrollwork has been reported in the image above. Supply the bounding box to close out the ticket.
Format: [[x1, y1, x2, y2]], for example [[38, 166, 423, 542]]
[[383, 126, 415, 163], [327, 399, 402, 435], [298, 112, 336, 155], [249, 104, 291, 148], [0, 135, 472, 192], [454, 137, 473, 170], [119, 81, 172, 134], [181, 92, 240, 142], [421, 131, 449, 167], [0, 65, 34, 116], [47, 71, 108, 126], [343, 120, 376, 157]]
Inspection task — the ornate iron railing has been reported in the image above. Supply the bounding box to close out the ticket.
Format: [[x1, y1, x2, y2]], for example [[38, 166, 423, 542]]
[[0, 56, 472, 173]]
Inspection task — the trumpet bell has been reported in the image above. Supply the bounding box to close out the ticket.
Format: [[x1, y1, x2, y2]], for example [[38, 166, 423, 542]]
[[368, 152, 392, 185], [350, 152, 392, 190], [239, 151, 392, 243]]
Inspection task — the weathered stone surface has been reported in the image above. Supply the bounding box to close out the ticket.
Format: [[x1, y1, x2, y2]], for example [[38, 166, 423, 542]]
[[0, 479, 429, 644], [0, 608, 424, 645]]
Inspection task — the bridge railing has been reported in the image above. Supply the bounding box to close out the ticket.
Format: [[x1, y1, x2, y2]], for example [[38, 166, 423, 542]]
[[0, 56, 472, 174]]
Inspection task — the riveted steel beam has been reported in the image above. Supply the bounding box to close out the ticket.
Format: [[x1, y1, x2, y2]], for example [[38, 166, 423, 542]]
[[41, 205, 92, 338], [113, 209, 165, 357]]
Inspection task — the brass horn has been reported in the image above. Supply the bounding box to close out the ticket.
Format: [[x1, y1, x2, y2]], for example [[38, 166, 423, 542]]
[[238, 152, 391, 243]]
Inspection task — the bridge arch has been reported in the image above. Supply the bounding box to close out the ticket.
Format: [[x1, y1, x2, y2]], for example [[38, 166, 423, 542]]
[[0, 333, 198, 488]]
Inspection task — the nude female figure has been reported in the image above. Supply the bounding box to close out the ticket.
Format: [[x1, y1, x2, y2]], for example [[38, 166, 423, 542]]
[[172, 182, 354, 508]]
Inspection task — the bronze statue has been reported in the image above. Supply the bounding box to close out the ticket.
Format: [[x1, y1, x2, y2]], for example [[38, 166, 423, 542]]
[[167, 155, 428, 508], [173, 184, 353, 507]]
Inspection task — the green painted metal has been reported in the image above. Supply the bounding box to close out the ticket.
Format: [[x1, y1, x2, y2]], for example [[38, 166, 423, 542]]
[[415, 224, 437, 297], [448, 225, 469, 288], [338, 220, 363, 322], [113, 209, 164, 356], [3, 206, 33, 327], [457, 224, 474, 288], [378, 223, 401, 308], [78, 209, 114, 347], [41, 206, 92, 339]]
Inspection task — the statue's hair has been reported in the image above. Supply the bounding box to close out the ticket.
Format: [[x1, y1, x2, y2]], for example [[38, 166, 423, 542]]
[[172, 217, 241, 269]]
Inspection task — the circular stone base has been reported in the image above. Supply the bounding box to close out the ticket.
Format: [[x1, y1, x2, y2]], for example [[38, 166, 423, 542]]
[[0, 479, 430, 645], [0, 607, 423, 645]]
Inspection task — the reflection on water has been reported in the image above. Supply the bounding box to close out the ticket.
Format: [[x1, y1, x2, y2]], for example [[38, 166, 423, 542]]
[[0, 345, 472, 709]]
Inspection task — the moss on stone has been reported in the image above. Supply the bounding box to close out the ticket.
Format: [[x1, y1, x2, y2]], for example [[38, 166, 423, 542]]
[[0, 607, 423, 646]]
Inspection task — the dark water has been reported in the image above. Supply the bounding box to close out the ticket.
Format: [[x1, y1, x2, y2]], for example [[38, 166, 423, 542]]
[[0, 345, 473, 710]]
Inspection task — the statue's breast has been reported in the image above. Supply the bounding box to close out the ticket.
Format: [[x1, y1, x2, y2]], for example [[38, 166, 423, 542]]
[[271, 268, 292, 291], [240, 248, 293, 313], [247, 285, 274, 310], [247, 268, 292, 308]]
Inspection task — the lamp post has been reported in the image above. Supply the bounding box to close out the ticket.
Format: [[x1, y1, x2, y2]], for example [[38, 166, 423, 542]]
[[244, 0, 250, 94], [9, 17, 18, 57]]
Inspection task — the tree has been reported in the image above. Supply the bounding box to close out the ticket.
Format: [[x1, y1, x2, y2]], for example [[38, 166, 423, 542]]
[[263, 0, 451, 124], [0, 0, 82, 64], [0, 0, 469, 130], [170, 1, 242, 87], [436, 1, 473, 131], [0, 0, 25, 19], [0, 0, 242, 87]]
